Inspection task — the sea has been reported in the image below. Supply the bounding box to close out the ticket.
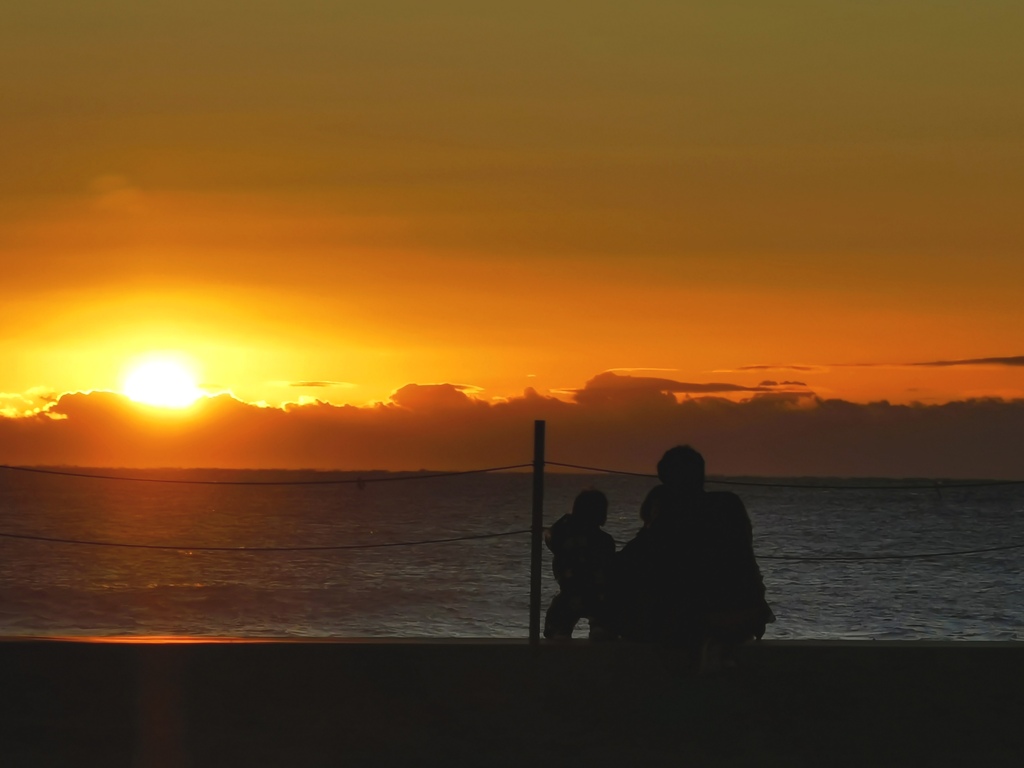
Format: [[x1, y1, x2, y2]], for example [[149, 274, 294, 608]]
[[1, 467, 1022, 641]]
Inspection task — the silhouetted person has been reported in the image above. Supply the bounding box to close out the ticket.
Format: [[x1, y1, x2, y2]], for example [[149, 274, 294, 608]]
[[543, 489, 617, 639], [652, 446, 774, 662], [609, 484, 664, 640]]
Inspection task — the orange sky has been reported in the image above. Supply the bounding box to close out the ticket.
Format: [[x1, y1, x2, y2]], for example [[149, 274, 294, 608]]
[[2, 3, 1022, 474]]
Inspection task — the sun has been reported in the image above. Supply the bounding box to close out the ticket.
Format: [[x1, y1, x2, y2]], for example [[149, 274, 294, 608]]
[[123, 358, 202, 408]]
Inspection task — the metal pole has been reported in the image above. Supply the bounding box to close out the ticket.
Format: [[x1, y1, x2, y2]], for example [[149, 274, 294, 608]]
[[529, 419, 546, 645]]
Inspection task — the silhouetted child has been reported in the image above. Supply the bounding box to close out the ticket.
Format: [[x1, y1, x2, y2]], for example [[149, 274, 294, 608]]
[[543, 489, 616, 639]]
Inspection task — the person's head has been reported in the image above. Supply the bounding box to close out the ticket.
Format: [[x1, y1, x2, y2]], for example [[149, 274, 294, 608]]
[[656, 445, 705, 491], [572, 489, 608, 527]]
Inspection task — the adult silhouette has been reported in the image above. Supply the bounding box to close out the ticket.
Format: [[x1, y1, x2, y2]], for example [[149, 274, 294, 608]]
[[623, 446, 773, 658]]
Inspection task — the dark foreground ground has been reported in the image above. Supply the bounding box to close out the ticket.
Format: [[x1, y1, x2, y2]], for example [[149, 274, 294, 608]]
[[1, 638, 1022, 767]]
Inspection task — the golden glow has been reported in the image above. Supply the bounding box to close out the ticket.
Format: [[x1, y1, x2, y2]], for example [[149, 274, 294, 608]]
[[123, 358, 202, 408]]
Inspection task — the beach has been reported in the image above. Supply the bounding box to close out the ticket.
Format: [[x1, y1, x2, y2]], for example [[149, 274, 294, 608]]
[[2, 638, 1022, 767]]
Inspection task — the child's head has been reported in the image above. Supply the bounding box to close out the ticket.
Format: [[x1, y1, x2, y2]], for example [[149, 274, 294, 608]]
[[572, 489, 608, 527]]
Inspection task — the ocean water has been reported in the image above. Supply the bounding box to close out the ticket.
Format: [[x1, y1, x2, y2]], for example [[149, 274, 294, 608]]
[[1, 467, 1022, 640]]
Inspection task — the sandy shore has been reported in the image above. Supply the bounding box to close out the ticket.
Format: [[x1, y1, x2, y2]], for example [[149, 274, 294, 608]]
[[1, 638, 1022, 767]]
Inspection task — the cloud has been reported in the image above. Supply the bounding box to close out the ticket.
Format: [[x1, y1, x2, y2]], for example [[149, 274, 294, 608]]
[[1, 378, 1023, 478], [0, 393, 36, 419], [911, 356, 1024, 368], [735, 364, 825, 372], [735, 355, 1024, 372], [822, 355, 1024, 369], [0, 387, 59, 418], [389, 383, 483, 411], [286, 381, 355, 388], [571, 371, 773, 407], [748, 391, 817, 403], [754, 380, 812, 391], [604, 367, 679, 373]]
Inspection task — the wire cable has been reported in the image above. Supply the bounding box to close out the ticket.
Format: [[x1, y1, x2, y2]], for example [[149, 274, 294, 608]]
[[546, 461, 656, 479], [5, 461, 1021, 491], [544, 461, 1024, 490], [3, 459, 1021, 561], [0, 528, 531, 552], [3, 526, 1020, 562], [0, 463, 532, 486], [758, 541, 1024, 562]]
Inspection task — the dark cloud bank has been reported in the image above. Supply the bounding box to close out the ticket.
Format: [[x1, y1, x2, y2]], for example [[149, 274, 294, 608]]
[[2, 373, 1023, 479], [739, 355, 1024, 371], [913, 356, 1024, 368]]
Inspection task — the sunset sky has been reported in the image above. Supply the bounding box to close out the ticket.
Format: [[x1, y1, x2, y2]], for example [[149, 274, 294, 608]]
[[2, 2, 1022, 476]]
